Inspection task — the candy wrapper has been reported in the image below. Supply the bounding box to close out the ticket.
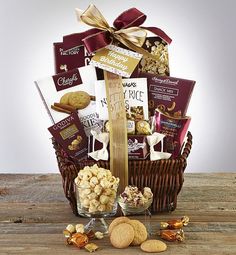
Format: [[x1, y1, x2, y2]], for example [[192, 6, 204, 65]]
[[147, 132, 171, 161], [88, 130, 109, 161], [160, 229, 185, 242], [154, 109, 191, 158], [160, 216, 189, 229]]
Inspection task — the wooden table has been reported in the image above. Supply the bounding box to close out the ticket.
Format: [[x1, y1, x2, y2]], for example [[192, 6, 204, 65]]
[[0, 173, 235, 255]]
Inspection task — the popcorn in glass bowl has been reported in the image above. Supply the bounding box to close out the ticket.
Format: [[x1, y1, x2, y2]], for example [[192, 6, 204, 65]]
[[118, 185, 153, 215]]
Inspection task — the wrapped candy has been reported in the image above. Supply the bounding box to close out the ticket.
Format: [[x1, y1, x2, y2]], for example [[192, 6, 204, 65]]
[[147, 132, 171, 161], [160, 229, 185, 242], [160, 216, 190, 229], [84, 243, 99, 252], [88, 130, 109, 161], [136, 120, 152, 135], [67, 232, 89, 248]]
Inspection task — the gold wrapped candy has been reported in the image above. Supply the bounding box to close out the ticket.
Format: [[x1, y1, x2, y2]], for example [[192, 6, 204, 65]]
[[160, 229, 185, 242], [160, 216, 189, 229], [67, 232, 89, 248], [85, 243, 99, 252], [136, 120, 151, 135]]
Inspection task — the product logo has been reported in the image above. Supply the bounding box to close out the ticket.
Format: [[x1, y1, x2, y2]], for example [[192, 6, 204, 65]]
[[60, 46, 81, 56], [57, 74, 78, 87], [152, 77, 179, 86], [128, 139, 145, 152], [53, 69, 82, 91], [122, 81, 137, 87]]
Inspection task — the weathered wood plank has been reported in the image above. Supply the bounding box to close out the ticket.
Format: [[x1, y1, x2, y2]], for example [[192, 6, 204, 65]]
[[0, 173, 236, 255], [0, 233, 235, 255]]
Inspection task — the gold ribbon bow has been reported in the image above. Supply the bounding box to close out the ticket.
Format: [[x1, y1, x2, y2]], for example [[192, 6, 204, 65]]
[[76, 4, 159, 60]]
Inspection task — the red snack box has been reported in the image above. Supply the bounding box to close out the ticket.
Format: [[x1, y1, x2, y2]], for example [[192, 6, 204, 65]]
[[139, 73, 195, 117]]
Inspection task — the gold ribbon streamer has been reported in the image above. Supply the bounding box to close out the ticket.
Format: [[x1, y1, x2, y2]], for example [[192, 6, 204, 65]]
[[76, 4, 160, 61], [103, 70, 128, 193]]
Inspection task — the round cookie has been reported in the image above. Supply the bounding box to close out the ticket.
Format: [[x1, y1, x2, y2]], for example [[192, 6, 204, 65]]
[[60, 92, 73, 105], [110, 223, 134, 248], [108, 216, 130, 235], [128, 220, 147, 246], [68, 91, 91, 109], [140, 240, 167, 253]]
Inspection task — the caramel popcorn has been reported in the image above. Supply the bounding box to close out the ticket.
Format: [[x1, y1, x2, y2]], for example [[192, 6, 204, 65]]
[[75, 164, 119, 214]]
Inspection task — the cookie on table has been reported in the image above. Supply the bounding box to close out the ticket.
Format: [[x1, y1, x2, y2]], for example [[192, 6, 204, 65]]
[[108, 216, 130, 235], [110, 223, 134, 248], [128, 219, 147, 245], [140, 240, 167, 253]]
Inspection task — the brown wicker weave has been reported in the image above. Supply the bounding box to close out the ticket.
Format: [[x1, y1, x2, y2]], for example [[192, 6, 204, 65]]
[[52, 132, 192, 215]]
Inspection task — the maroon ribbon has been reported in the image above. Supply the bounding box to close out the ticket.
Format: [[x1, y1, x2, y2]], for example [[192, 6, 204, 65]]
[[63, 7, 172, 52]]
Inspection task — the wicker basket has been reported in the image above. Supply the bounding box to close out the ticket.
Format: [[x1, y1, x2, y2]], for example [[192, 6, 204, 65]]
[[52, 132, 192, 215]]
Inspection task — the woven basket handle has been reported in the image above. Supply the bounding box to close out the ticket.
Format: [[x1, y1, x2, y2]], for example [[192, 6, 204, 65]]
[[180, 131, 193, 160]]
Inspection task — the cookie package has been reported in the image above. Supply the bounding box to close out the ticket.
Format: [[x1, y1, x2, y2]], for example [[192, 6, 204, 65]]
[[48, 112, 88, 160], [35, 65, 100, 136]]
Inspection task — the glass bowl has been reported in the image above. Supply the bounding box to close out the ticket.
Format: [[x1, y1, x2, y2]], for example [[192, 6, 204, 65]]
[[75, 181, 118, 233], [118, 197, 153, 215]]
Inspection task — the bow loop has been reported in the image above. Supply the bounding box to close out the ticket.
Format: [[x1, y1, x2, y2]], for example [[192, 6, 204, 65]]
[[113, 8, 146, 29], [75, 4, 172, 57]]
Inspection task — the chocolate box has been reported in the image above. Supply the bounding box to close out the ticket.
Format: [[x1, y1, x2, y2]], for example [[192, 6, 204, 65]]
[[48, 113, 88, 160]]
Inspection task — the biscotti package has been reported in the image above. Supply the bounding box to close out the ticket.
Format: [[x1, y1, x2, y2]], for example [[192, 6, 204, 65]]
[[95, 78, 148, 120], [48, 113, 88, 160], [139, 73, 195, 116], [35, 65, 99, 136]]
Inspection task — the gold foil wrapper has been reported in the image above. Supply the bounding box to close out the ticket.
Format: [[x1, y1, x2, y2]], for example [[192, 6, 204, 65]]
[[85, 243, 99, 252], [160, 216, 190, 229], [67, 232, 89, 248], [160, 229, 185, 242], [104, 70, 128, 193]]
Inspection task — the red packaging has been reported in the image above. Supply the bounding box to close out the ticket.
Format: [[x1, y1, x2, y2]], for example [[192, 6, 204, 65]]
[[128, 135, 149, 160], [154, 109, 191, 158], [139, 73, 195, 117], [53, 42, 90, 74], [88, 135, 149, 160], [48, 113, 88, 160]]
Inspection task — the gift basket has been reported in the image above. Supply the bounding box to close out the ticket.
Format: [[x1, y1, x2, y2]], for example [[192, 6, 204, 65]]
[[35, 5, 194, 217]]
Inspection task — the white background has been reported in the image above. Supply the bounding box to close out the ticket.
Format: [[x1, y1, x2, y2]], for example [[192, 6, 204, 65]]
[[0, 0, 236, 173]]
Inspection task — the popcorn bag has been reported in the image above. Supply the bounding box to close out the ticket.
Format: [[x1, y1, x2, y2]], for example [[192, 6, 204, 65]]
[[36, 4, 193, 214]]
